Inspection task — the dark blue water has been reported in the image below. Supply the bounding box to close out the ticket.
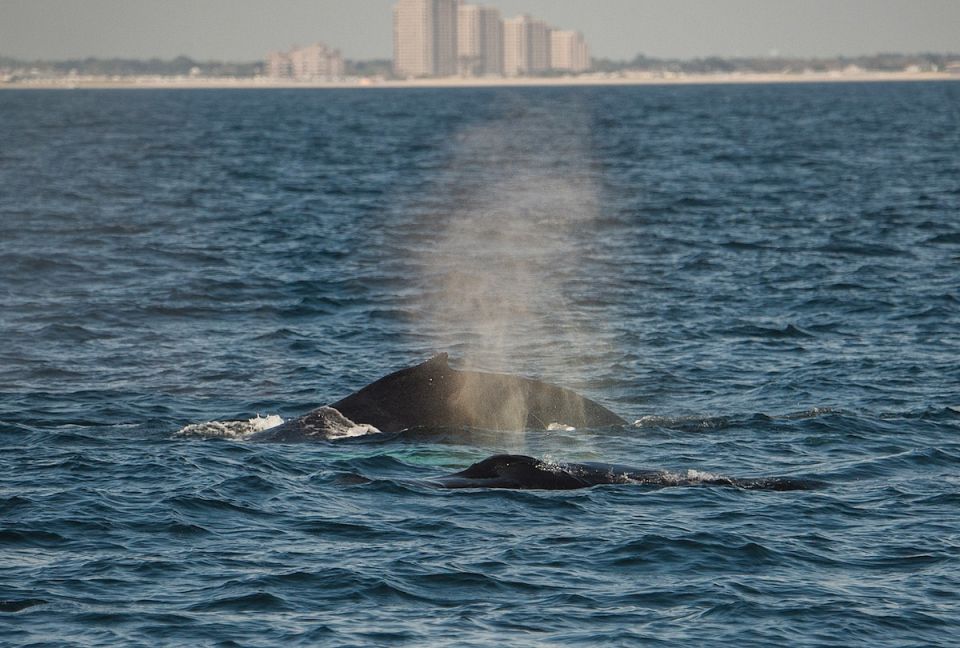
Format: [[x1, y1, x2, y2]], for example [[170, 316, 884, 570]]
[[2, 83, 959, 645]]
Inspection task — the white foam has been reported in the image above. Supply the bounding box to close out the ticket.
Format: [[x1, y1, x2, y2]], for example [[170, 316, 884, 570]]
[[632, 415, 724, 429], [316, 407, 381, 440], [684, 468, 723, 482], [633, 415, 666, 427], [546, 422, 576, 431], [175, 407, 382, 442], [537, 455, 566, 472], [780, 407, 839, 420], [623, 468, 727, 486], [175, 413, 284, 440]]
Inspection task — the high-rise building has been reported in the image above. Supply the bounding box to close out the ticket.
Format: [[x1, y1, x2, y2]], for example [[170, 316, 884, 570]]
[[528, 19, 551, 73], [503, 14, 551, 76], [479, 8, 504, 76], [457, 5, 503, 76], [457, 4, 482, 73], [503, 15, 528, 77], [394, 0, 458, 78], [395, 2, 588, 79], [267, 43, 343, 80], [550, 30, 591, 73]]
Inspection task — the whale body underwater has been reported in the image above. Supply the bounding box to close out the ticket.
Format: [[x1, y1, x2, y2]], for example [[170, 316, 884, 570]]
[[435, 454, 819, 491], [247, 355, 819, 492]]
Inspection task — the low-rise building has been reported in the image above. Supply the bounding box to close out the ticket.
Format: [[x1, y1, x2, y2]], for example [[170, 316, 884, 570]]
[[267, 43, 343, 81]]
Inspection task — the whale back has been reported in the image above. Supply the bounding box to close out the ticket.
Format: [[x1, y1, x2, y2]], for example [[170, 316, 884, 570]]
[[330, 354, 626, 432], [435, 454, 826, 491]]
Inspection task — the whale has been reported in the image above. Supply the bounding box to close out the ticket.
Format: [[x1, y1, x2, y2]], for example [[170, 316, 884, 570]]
[[434, 454, 822, 491], [250, 354, 626, 442]]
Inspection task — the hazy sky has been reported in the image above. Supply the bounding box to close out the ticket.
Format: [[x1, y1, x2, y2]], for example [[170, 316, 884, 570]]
[[2, 0, 958, 61]]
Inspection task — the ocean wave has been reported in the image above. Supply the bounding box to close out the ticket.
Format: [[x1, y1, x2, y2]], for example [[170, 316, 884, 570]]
[[722, 323, 815, 339], [187, 592, 295, 613], [4, 81, 960, 648]]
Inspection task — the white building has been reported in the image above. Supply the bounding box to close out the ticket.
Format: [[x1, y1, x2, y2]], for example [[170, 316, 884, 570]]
[[503, 14, 551, 76], [267, 43, 343, 80], [267, 51, 292, 78], [529, 19, 551, 73], [503, 15, 528, 77], [550, 30, 590, 73], [394, 0, 458, 78], [457, 4, 503, 76], [395, 2, 590, 78]]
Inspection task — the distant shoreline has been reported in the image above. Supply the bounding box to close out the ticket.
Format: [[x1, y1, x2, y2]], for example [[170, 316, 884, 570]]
[[2, 70, 957, 90]]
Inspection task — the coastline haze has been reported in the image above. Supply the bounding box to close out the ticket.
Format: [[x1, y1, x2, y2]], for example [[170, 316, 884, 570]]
[[1, 0, 959, 62]]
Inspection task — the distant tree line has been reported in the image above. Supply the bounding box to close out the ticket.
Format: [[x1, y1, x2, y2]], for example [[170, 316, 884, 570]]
[[0, 55, 399, 79], [343, 59, 393, 78], [593, 52, 958, 74], [2, 52, 958, 79], [0, 56, 261, 77]]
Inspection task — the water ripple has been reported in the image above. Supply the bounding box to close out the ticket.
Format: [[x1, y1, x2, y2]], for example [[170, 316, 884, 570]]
[[2, 83, 959, 646]]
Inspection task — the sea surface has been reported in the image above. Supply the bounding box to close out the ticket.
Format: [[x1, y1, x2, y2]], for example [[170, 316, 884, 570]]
[[1, 82, 959, 646]]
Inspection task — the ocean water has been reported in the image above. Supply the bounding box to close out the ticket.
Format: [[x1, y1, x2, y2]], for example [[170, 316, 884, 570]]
[[1, 82, 959, 645]]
